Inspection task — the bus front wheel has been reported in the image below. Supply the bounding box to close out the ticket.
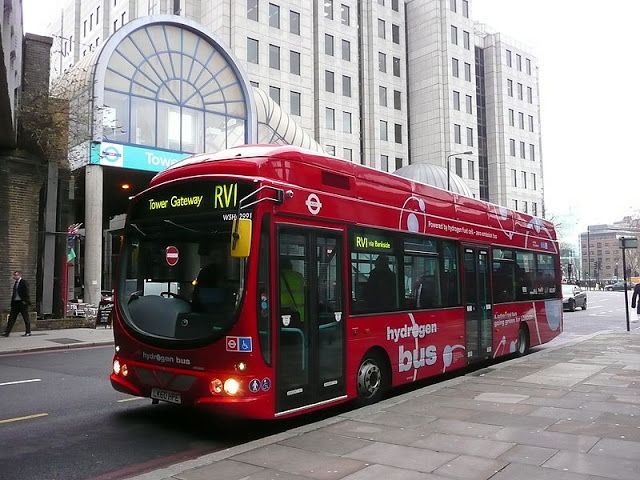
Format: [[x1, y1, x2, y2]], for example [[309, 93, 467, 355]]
[[516, 325, 530, 357], [356, 351, 388, 405]]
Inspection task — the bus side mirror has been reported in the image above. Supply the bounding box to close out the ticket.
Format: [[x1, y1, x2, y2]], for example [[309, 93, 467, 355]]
[[230, 218, 252, 258]]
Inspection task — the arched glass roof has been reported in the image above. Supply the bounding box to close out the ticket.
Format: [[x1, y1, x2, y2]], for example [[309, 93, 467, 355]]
[[393, 163, 473, 197]]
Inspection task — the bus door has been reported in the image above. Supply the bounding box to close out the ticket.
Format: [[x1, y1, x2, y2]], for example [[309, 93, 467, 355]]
[[462, 246, 493, 364], [276, 227, 345, 414]]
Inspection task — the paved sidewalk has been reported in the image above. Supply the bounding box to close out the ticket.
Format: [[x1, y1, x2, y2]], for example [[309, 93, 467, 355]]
[[0, 327, 114, 355], [124, 331, 640, 480]]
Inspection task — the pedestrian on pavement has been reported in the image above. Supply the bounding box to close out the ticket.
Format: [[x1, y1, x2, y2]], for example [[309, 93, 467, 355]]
[[632, 282, 640, 322], [3, 270, 31, 337]]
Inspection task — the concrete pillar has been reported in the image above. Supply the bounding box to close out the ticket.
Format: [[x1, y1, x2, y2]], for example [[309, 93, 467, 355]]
[[41, 163, 59, 314], [84, 164, 103, 306]]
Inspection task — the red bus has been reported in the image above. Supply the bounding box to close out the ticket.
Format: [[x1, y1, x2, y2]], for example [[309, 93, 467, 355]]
[[110, 145, 562, 419]]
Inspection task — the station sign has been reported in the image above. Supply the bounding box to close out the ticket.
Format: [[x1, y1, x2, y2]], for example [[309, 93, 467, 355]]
[[89, 142, 191, 172]]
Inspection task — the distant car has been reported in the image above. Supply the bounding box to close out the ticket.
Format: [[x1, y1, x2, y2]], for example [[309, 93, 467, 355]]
[[605, 281, 633, 291], [562, 284, 587, 311]]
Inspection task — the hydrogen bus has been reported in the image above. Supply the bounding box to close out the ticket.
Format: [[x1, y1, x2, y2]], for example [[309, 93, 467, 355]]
[[110, 145, 562, 419]]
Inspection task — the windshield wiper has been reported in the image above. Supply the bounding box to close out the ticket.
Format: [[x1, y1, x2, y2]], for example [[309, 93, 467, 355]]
[[130, 223, 146, 236]]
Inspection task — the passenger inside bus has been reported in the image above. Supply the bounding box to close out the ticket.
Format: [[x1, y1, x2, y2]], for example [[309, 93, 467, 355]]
[[192, 263, 225, 313], [279, 258, 306, 323], [363, 255, 397, 311]]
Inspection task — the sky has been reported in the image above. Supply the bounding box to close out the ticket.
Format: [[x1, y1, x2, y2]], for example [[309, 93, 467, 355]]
[[22, 0, 640, 239]]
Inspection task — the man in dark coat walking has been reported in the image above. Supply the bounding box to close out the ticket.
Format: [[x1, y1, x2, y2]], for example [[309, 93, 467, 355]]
[[3, 270, 31, 337], [632, 282, 640, 322]]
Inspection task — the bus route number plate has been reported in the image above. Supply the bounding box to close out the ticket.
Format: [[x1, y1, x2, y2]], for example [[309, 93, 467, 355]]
[[151, 388, 182, 404]]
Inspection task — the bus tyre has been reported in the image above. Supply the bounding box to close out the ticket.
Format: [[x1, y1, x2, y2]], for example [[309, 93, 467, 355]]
[[568, 299, 576, 312], [356, 352, 388, 406], [516, 325, 530, 357]]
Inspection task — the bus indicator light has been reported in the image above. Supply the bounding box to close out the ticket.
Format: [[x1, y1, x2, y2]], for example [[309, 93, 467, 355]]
[[210, 379, 223, 394]]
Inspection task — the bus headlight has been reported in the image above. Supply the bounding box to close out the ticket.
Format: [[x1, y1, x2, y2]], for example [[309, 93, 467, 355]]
[[113, 359, 121, 375], [209, 378, 223, 395], [224, 378, 240, 395]]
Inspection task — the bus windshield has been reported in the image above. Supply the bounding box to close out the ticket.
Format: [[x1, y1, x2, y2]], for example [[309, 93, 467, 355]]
[[118, 218, 246, 343]]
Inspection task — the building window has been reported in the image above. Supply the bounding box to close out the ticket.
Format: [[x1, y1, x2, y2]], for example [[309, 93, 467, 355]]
[[530, 144, 535, 161], [464, 62, 471, 81], [463, 30, 470, 49], [343, 111, 352, 133], [392, 24, 400, 44], [84, 20, 87, 37], [379, 52, 387, 72], [452, 58, 459, 77], [511, 169, 517, 187], [455, 157, 462, 176], [507, 79, 513, 96], [517, 83, 523, 100], [379, 86, 388, 106], [454, 124, 461, 144], [523, 201, 528, 214], [526, 58, 532, 75], [378, 19, 386, 39], [96, 6, 100, 23], [516, 54, 522, 71], [462, 0, 469, 17], [528, 115, 534, 132], [466, 127, 473, 147], [269, 44, 280, 69], [290, 10, 300, 34], [395, 157, 402, 170], [509, 138, 516, 156], [342, 75, 351, 97], [325, 0, 333, 19], [325, 70, 335, 93], [247, 37, 259, 64], [527, 86, 533, 103], [344, 148, 352, 161], [506, 49, 512, 67], [465, 95, 472, 114], [520, 141, 526, 159], [325, 34, 334, 56], [342, 39, 351, 61], [326, 145, 336, 155], [380, 120, 388, 141], [269, 86, 281, 105], [269, 4, 280, 28], [450, 0, 456, 13], [395, 123, 402, 143], [247, 0, 258, 21], [341, 4, 350, 25], [531, 173, 537, 190], [378, 0, 385, 5], [518, 112, 524, 129], [121, 11, 126, 24], [326, 108, 335, 129], [508, 109, 514, 126], [513, 199, 518, 211], [392, 0, 399, 12], [290, 50, 301, 75], [451, 25, 458, 45], [290, 91, 301, 116], [394, 90, 401, 110], [532, 202, 537, 216], [467, 159, 475, 180], [521, 171, 527, 189], [393, 57, 401, 77], [381, 155, 389, 172], [250, 80, 259, 88], [453, 90, 460, 110], [90, 14, 93, 30]]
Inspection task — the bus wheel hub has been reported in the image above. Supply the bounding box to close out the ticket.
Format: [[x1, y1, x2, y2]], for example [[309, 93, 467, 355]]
[[358, 360, 381, 397]]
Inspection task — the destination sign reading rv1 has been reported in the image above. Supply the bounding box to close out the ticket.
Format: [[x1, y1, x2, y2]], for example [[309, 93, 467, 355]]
[[131, 180, 255, 220]]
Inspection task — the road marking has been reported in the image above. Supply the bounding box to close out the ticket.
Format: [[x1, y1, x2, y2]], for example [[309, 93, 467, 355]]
[[0, 413, 48, 425], [589, 306, 604, 309], [117, 397, 146, 403], [0, 378, 41, 386]]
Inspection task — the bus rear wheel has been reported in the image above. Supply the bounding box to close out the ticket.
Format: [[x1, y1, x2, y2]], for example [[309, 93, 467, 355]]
[[516, 325, 530, 356], [356, 352, 388, 405]]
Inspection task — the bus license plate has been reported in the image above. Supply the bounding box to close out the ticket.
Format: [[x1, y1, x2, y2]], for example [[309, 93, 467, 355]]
[[151, 388, 182, 404]]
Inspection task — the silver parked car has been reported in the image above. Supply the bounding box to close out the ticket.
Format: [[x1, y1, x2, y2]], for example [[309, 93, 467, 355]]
[[562, 284, 587, 312]]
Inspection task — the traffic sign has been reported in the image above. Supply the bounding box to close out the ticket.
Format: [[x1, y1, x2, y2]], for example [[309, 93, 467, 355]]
[[165, 246, 179, 266]]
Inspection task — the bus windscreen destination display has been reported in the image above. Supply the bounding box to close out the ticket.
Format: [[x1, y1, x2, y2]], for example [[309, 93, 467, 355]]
[[130, 180, 255, 220]]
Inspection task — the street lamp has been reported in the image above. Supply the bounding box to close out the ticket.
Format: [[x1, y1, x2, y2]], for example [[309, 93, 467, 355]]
[[446, 151, 473, 191]]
